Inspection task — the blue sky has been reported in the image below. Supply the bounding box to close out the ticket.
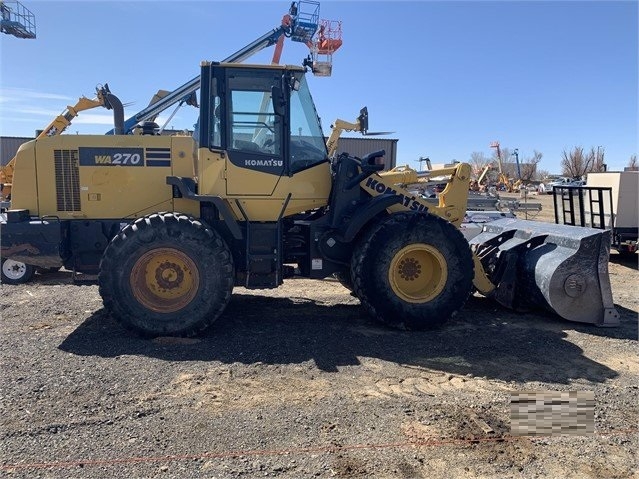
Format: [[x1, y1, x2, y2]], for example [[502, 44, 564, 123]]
[[0, 0, 637, 173]]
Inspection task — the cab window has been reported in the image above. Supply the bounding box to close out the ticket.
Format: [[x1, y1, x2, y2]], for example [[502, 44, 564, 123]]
[[288, 75, 328, 172], [228, 71, 282, 156]]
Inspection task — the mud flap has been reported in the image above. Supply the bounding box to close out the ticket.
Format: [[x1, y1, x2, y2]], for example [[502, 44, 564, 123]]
[[470, 218, 620, 327]]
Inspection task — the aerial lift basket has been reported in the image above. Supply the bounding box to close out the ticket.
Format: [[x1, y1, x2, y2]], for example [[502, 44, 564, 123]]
[[308, 19, 342, 76], [289, 0, 320, 43], [470, 218, 620, 326], [0, 0, 36, 39]]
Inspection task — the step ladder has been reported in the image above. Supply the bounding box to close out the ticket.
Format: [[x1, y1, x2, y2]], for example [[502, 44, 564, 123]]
[[244, 222, 282, 289]]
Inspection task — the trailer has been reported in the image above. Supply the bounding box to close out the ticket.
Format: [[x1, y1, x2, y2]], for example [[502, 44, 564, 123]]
[[553, 171, 638, 257]]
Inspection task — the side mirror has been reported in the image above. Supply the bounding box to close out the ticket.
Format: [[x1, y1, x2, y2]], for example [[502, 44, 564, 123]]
[[271, 85, 285, 117], [362, 149, 386, 171]]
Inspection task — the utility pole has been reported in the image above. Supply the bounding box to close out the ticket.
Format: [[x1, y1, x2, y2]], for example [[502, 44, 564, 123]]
[[511, 149, 521, 179]]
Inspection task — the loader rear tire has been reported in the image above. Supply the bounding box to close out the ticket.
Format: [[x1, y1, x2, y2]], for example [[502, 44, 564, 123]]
[[99, 213, 234, 337], [351, 212, 473, 330]]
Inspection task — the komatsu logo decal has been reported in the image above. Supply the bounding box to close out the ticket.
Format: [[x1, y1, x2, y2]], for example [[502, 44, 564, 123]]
[[243, 159, 283, 167], [364, 177, 429, 212]]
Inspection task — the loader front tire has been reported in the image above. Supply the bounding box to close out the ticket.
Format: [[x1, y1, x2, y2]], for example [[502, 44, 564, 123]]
[[99, 213, 234, 337], [333, 270, 354, 291], [351, 212, 473, 330]]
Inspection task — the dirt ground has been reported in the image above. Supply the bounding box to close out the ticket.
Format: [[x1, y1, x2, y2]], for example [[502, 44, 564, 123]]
[[1, 193, 637, 479]]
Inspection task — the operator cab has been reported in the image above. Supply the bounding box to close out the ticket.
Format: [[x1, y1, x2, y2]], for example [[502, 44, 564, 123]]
[[199, 62, 328, 178]]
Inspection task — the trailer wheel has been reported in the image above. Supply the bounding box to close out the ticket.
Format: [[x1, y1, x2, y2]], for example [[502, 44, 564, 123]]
[[351, 212, 474, 330], [99, 212, 234, 337], [1, 259, 35, 284]]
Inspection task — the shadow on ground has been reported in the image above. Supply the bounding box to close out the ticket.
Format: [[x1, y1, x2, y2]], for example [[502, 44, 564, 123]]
[[609, 252, 639, 270], [59, 292, 632, 384]]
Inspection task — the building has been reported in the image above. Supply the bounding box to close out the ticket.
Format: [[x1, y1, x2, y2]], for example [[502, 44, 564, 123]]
[[329, 136, 398, 170], [1, 136, 31, 166]]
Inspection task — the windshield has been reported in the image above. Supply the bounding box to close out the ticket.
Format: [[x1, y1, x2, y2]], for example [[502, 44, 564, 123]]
[[289, 74, 328, 172]]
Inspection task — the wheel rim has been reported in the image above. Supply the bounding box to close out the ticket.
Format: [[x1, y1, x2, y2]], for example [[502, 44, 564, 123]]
[[130, 248, 200, 313], [388, 243, 448, 303], [2, 259, 27, 280]]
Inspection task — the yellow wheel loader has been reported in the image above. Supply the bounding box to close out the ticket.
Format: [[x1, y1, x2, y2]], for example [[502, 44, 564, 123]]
[[0, 62, 619, 336]]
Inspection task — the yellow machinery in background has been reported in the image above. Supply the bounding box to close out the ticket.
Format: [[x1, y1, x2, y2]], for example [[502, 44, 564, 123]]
[[0, 85, 115, 201], [490, 141, 522, 192]]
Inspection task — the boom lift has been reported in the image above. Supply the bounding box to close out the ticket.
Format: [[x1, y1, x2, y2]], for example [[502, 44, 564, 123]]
[[489, 141, 521, 192], [109, 0, 333, 136]]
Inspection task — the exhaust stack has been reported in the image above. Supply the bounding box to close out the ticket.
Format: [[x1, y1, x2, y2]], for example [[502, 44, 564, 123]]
[[105, 92, 125, 135]]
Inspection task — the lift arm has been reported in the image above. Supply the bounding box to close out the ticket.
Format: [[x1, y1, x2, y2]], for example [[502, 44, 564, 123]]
[[37, 85, 112, 138], [477, 165, 491, 185], [1, 84, 112, 200], [326, 107, 368, 157]]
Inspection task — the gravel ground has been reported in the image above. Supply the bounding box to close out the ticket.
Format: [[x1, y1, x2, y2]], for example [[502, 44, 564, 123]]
[[1, 193, 637, 479]]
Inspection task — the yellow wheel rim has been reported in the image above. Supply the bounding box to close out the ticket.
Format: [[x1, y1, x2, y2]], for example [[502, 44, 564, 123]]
[[388, 243, 448, 303], [130, 248, 199, 313]]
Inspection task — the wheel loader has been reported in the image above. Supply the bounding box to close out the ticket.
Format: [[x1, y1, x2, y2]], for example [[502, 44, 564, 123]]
[[0, 61, 619, 336]]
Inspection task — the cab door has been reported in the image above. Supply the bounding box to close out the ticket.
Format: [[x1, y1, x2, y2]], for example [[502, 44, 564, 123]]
[[224, 68, 285, 196]]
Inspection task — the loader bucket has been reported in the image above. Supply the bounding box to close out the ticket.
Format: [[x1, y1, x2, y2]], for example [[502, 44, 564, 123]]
[[470, 218, 620, 327]]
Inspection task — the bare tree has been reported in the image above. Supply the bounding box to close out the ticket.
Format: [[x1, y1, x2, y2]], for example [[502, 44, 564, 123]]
[[468, 151, 492, 179], [492, 146, 518, 178], [561, 146, 595, 178], [493, 147, 542, 182], [519, 150, 543, 182], [628, 154, 638, 170], [592, 147, 606, 172], [537, 168, 550, 181]]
